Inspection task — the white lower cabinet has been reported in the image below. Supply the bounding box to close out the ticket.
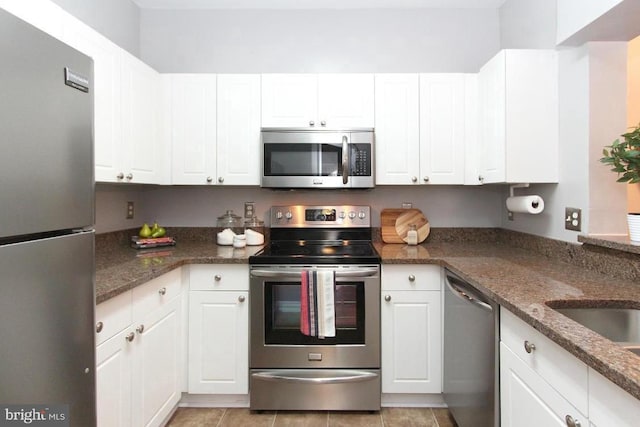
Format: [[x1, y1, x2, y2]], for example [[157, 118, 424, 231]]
[[381, 265, 442, 394], [501, 307, 640, 427], [187, 265, 249, 394], [95, 269, 183, 427]]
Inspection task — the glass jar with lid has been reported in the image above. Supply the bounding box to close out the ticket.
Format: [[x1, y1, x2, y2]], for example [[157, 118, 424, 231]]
[[244, 217, 265, 245], [217, 210, 243, 235]]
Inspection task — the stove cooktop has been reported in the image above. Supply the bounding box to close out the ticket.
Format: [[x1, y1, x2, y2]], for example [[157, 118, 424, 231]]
[[249, 240, 380, 265]]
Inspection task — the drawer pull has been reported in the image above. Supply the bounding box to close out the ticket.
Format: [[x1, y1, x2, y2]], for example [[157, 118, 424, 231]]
[[136, 324, 145, 334], [238, 295, 246, 303], [408, 274, 415, 282], [214, 274, 222, 282], [125, 332, 135, 342], [96, 321, 103, 333], [565, 415, 581, 427], [384, 295, 391, 302], [524, 340, 536, 354], [158, 287, 167, 296]]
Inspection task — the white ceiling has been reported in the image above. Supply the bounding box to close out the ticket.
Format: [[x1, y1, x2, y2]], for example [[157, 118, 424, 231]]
[[133, 0, 507, 10]]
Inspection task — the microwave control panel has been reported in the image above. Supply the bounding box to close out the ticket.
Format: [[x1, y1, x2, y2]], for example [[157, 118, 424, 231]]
[[350, 144, 371, 176]]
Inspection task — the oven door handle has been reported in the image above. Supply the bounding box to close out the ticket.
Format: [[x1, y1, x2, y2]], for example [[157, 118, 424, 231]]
[[252, 370, 378, 384], [251, 267, 379, 279]]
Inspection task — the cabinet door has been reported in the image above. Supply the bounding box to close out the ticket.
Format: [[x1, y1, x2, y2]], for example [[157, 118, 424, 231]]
[[121, 54, 162, 184], [478, 51, 506, 184], [96, 328, 133, 427], [374, 74, 420, 185], [500, 343, 585, 427], [381, 290, 442, 394], [216, 74, 261, 185], [188, 291, 249, 394], [63, 19, 123, 183], [589, 368, 640, 427], [318, 74, 374, 128], [261, 74, 317, 127], [131, 296, 182, 427], [419, 74, 466, 184], [169, 74, 217, 185]]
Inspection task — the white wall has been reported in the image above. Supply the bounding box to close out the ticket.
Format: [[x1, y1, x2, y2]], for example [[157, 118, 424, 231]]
[[135, 186, 503, 228], [50, 0, 140, 56], [499, 0, 556, 49], [95, 184, 149, 233], [139, 8, 500, 73]]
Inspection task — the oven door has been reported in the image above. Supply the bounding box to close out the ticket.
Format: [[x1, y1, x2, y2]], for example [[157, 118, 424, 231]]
[[261, 130, 373, 189], [250, 265, 380, 369]]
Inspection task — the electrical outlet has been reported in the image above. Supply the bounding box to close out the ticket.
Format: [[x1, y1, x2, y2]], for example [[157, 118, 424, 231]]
[[244, 202, 255, 219], [126, 201, 135, 219], [402, 202, 413, 209], [565, 207, 581, 231]]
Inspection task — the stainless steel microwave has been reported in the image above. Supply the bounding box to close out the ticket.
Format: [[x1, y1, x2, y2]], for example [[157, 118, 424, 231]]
[[261, 128, 374, 189]]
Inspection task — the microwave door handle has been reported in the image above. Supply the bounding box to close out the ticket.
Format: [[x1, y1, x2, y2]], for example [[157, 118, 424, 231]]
[[342, 135, 349, 185]]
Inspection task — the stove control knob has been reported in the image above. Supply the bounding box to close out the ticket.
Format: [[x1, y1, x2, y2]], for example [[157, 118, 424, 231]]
[[348, 211, 356, 219], [275, 211, 283, 220], [358, 211, 366, 219], [339, 211, 346, 219], [285, 211, 293, 220]]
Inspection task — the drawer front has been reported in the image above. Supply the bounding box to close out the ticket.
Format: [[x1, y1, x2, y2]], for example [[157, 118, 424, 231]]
[[381, 265, 441, 291], [95, 290, 133, 346], [132, 268, 182, 320], [500, 308, 588, 417], [189, 264, 249, 291]]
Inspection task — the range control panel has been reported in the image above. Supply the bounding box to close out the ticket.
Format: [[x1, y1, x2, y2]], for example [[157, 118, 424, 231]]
[[270, 205, 371, 228]]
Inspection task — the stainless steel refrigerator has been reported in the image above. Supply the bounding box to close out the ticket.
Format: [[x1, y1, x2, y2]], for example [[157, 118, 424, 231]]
[[0, 8, 96, 427]]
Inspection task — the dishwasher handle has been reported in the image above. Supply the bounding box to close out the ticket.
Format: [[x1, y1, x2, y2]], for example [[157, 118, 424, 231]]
[[445, 271, 493, 312]]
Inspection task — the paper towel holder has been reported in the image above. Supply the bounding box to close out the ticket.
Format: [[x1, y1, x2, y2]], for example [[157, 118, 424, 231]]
[[507, 183, 530, 220]]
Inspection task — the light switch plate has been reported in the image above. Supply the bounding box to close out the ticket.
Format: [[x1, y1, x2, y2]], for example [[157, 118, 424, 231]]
[[565, 207, 581, 231]]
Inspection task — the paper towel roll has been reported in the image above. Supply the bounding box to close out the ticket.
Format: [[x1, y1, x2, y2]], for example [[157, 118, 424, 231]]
[[506, 196, 544, 214]]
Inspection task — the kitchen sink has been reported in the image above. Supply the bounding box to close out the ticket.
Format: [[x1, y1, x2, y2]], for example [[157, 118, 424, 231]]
[[553, 307, 640, 354]]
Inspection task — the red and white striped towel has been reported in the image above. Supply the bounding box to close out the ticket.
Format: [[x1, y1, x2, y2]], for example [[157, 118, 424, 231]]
[[300, 270, 335, 338]]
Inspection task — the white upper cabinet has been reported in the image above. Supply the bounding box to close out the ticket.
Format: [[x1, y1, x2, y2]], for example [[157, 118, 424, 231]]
[[419, 74, 468, 185], [261, 74, 374, 128], [375, 73, 471, 185], [168, 74, 261, 186], [62, 19, 123, 184], [168, 74, 217, 185], [216, 74, 261, 186], [374, 74, 420, 185], [477, 49, 558, 184]]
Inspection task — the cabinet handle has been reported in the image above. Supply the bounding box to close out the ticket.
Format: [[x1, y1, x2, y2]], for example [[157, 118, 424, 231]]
[[384, 295, 391, 302], [320, 120, 327, 127], [136, 324, 145, 334], [126, 173, 133, 181], [206, 176, 213, 183], [524, 340, 536, 353], [565, 415, 581, 427], [309, 120, 315, 127], [96, 321, 103, 333], [238, 295, 246, 303], [214, 274, 222, 282], [116, 172, 124, 180], [408, 274, 415, 282], [125, 332, 135, 342], [218, 177, 224, 183], [411, 176, 418, 183], [423, 176, 429, 183], [478, 175, 484, 183], [158, 287, 167, 296]]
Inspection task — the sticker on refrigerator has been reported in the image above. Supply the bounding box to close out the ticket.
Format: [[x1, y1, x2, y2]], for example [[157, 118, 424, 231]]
[[64, 68, 89, 93]]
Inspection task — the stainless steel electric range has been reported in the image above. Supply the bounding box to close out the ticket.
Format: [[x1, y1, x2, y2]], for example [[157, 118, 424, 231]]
[[249, 205, 381, 411]]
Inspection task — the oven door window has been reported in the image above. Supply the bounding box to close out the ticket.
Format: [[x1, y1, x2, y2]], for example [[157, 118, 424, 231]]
[[264, 280, 365, 345], [263, 143, 342, 177]]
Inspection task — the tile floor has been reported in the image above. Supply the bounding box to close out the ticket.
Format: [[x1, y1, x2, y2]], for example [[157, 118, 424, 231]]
[[167, 407, 457, 427]]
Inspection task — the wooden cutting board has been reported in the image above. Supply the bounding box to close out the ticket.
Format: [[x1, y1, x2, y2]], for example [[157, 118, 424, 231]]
[[381, 208, 430, 244]]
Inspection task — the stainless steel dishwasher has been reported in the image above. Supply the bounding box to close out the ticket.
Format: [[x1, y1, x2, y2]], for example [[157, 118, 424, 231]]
[[443, 269, 499, 427]]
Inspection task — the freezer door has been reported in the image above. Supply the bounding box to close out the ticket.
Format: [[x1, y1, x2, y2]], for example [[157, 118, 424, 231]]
[[0, 10, 94, 238], [0, 232, 96, 427]]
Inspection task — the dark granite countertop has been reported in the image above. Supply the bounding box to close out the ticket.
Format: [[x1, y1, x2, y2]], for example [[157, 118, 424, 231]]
[[95, 229, 640, 402]]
